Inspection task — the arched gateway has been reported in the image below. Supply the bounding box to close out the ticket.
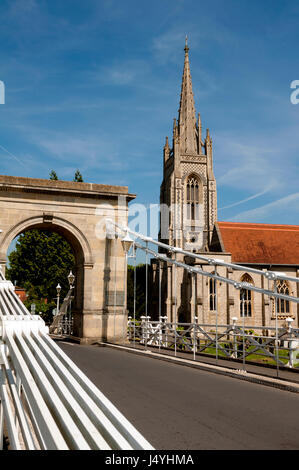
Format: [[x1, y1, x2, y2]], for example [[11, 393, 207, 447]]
[[0, 174, 135, 343]]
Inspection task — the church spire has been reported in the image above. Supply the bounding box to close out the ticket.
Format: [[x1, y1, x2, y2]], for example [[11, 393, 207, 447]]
[[178, 37, 197, 154]]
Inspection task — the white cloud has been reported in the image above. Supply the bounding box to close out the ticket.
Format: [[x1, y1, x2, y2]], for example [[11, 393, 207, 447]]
[[29, 130, 126, 174], [151, 16, 237, 65], [215, 133, 295, 195], [219, 188, 272, 211], [8, 0, 39, 16], [230, 193, 299, 223], [43, 137, 114, 164], [0, 143, 28, 170], [95, 60, 148, 86], [152, 31, 189, 62]]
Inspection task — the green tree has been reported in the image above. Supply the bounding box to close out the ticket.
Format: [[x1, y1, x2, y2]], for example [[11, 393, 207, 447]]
[[73, 170, 84, 182], [127, 264, 146, 319], [49, 170, 59, 180], [6, 230, 75, 323]]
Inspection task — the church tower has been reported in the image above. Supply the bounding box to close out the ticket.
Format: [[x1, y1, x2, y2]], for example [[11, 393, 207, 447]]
[[159, 39, 217, 252]]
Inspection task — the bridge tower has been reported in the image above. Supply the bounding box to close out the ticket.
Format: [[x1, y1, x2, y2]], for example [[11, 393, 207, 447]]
[[0, 175, 135, 344]]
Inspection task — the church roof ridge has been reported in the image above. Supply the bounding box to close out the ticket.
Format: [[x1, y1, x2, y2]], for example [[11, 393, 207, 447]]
[[217, 221, 299, 231]]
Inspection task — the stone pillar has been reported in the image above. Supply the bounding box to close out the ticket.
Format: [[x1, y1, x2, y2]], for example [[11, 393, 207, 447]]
[[105, 237, 127, 344]]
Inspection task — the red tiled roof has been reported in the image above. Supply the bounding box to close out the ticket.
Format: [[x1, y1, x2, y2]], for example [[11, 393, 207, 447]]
[[217, 222, 299, 265]]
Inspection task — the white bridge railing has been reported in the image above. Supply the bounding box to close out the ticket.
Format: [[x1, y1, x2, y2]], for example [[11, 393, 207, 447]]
[[0, 268, 154, 450], [128, 317, 299, 369]]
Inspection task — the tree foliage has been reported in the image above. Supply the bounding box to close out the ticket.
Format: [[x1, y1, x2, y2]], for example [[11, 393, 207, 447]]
[[73, 170, 84, 182], [127, 264, 146, 319], [49, 169, 84, 182], [6, 230, 75, 323], [49, 170, 58, 180]]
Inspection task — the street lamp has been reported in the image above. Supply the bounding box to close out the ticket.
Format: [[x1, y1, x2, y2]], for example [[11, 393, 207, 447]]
[[67, 271, 75, 335], [56, 283, 61, 316], [121, 232, 134, 254], [121, 232, 134, 335], [68, 271, 75, 288]]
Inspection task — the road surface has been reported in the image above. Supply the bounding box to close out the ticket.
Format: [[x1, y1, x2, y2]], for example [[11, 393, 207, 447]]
[[57, 341, 299, 450]]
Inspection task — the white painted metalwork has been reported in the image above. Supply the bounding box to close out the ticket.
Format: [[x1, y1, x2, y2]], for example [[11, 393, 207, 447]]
[[110, 220, 299, 291], [108, 219, 299, 377], [128, 317, 299, 369], [108, 220, 299, 304], [0, 267, 154, 450], [49, 287, 74, 337]]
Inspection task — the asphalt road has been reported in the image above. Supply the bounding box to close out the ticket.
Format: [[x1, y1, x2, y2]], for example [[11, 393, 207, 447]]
[[57, 341, 299, 450]]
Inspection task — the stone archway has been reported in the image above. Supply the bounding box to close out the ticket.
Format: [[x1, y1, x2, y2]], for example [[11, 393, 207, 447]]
[[2, 215, 90, 326], [0, 175, 135, 343]]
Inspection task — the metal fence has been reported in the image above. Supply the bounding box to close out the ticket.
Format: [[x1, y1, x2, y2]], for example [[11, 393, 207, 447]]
[[51, 316, 74, 337], [128, 317, 299, 370]]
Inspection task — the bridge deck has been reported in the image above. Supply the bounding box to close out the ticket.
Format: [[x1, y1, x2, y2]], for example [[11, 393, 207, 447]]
[[116, 341, 299, 384], [57, 340, 299, 450]]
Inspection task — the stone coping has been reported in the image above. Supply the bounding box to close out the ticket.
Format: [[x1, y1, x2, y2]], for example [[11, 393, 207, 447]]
[[0, 174, 136, 201]]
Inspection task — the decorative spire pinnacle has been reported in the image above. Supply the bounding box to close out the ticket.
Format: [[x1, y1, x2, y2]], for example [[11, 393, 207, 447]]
[[198, 113, 202, 154], [164, 136, 170, 162]]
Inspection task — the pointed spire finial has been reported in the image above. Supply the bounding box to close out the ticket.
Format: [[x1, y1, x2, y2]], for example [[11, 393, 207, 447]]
[[184, 35, 189, 54]]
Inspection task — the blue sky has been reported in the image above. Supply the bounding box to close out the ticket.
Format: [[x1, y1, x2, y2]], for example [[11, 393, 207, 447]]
[[0, 0, 299, 233]]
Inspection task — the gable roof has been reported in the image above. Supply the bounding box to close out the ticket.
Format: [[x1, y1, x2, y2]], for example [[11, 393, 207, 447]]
[[216, 222, 299, 265]]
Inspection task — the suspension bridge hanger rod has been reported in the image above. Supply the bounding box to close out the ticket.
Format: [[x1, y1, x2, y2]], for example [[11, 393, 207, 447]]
[[132, 240, 299, 304], [106, 220, 299, 285]]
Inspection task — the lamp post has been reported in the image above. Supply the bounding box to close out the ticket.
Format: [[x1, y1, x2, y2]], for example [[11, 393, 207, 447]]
[[56, 283, 61, 316], [67, 271, 75, 335], [121, 232, 134, 337]]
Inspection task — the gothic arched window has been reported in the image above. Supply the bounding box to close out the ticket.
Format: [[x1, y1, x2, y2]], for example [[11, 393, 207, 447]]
[[186, 176, 201, 222], [240, 273, 254, 317], [209, 277, 217, 312], [276, 280, 290, 315]]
